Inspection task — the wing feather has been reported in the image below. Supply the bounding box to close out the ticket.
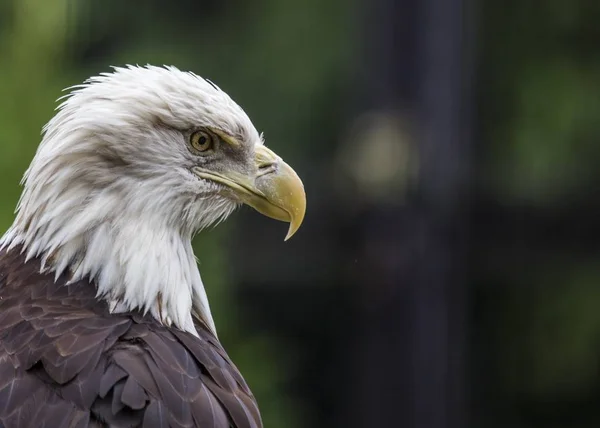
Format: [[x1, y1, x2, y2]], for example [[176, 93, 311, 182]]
[[143, 400, 169, 428], [0, 246, 262, 427]]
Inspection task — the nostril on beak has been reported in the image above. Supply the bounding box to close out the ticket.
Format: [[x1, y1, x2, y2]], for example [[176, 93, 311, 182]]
[[257, 161, 277, 175], [258, 161, 274, 169]]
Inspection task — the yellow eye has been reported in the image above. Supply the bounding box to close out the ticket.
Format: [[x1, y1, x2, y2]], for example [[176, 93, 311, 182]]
[[190, 130, 214, 152]]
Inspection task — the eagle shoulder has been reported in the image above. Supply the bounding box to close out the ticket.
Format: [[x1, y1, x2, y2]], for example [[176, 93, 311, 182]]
[[0, 247, 261, 428]]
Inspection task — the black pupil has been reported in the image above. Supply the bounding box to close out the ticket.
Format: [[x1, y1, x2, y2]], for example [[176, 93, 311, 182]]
[[199, 135, 208, 145]]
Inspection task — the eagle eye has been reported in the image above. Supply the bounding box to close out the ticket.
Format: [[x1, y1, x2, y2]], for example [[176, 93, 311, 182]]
[[190, 130, 215, 153]]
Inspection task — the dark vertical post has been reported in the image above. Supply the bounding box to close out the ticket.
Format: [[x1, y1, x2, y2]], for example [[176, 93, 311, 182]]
[[412, 0, 472, 426], [353, 0, 472, 425]]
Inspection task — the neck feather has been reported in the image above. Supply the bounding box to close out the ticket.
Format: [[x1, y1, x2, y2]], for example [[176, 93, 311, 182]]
[[0, 195, 217, 337]]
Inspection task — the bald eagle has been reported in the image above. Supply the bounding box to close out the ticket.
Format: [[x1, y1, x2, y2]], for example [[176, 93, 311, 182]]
[[0, 66, 305, 428]]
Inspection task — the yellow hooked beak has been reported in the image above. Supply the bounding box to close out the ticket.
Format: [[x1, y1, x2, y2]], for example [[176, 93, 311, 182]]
[[192, 145, 306, 240]]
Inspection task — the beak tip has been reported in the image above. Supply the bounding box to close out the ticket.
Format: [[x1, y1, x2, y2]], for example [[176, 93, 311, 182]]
[[283, 221, 300, 241]]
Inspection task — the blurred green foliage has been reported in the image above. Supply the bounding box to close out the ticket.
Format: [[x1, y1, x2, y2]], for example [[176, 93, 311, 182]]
[[482, 0, 600, 204], [0, 0, 71, 226], [492, 262, 600, 395], [478, 0, 600, 425]]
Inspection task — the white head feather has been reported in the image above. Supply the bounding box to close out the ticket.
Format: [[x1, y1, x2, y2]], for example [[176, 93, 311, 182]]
[[0, 65, 264, 336]]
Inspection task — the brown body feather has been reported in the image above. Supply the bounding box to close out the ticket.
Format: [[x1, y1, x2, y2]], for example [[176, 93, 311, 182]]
[[0, 247, 262, 428]]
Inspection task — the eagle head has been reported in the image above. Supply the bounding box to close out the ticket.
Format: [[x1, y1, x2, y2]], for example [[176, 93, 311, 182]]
[[0, 65, 306, 335]]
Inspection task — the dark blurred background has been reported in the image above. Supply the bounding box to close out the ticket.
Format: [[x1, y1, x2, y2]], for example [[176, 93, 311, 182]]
[[1, 0, 600, 427]]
